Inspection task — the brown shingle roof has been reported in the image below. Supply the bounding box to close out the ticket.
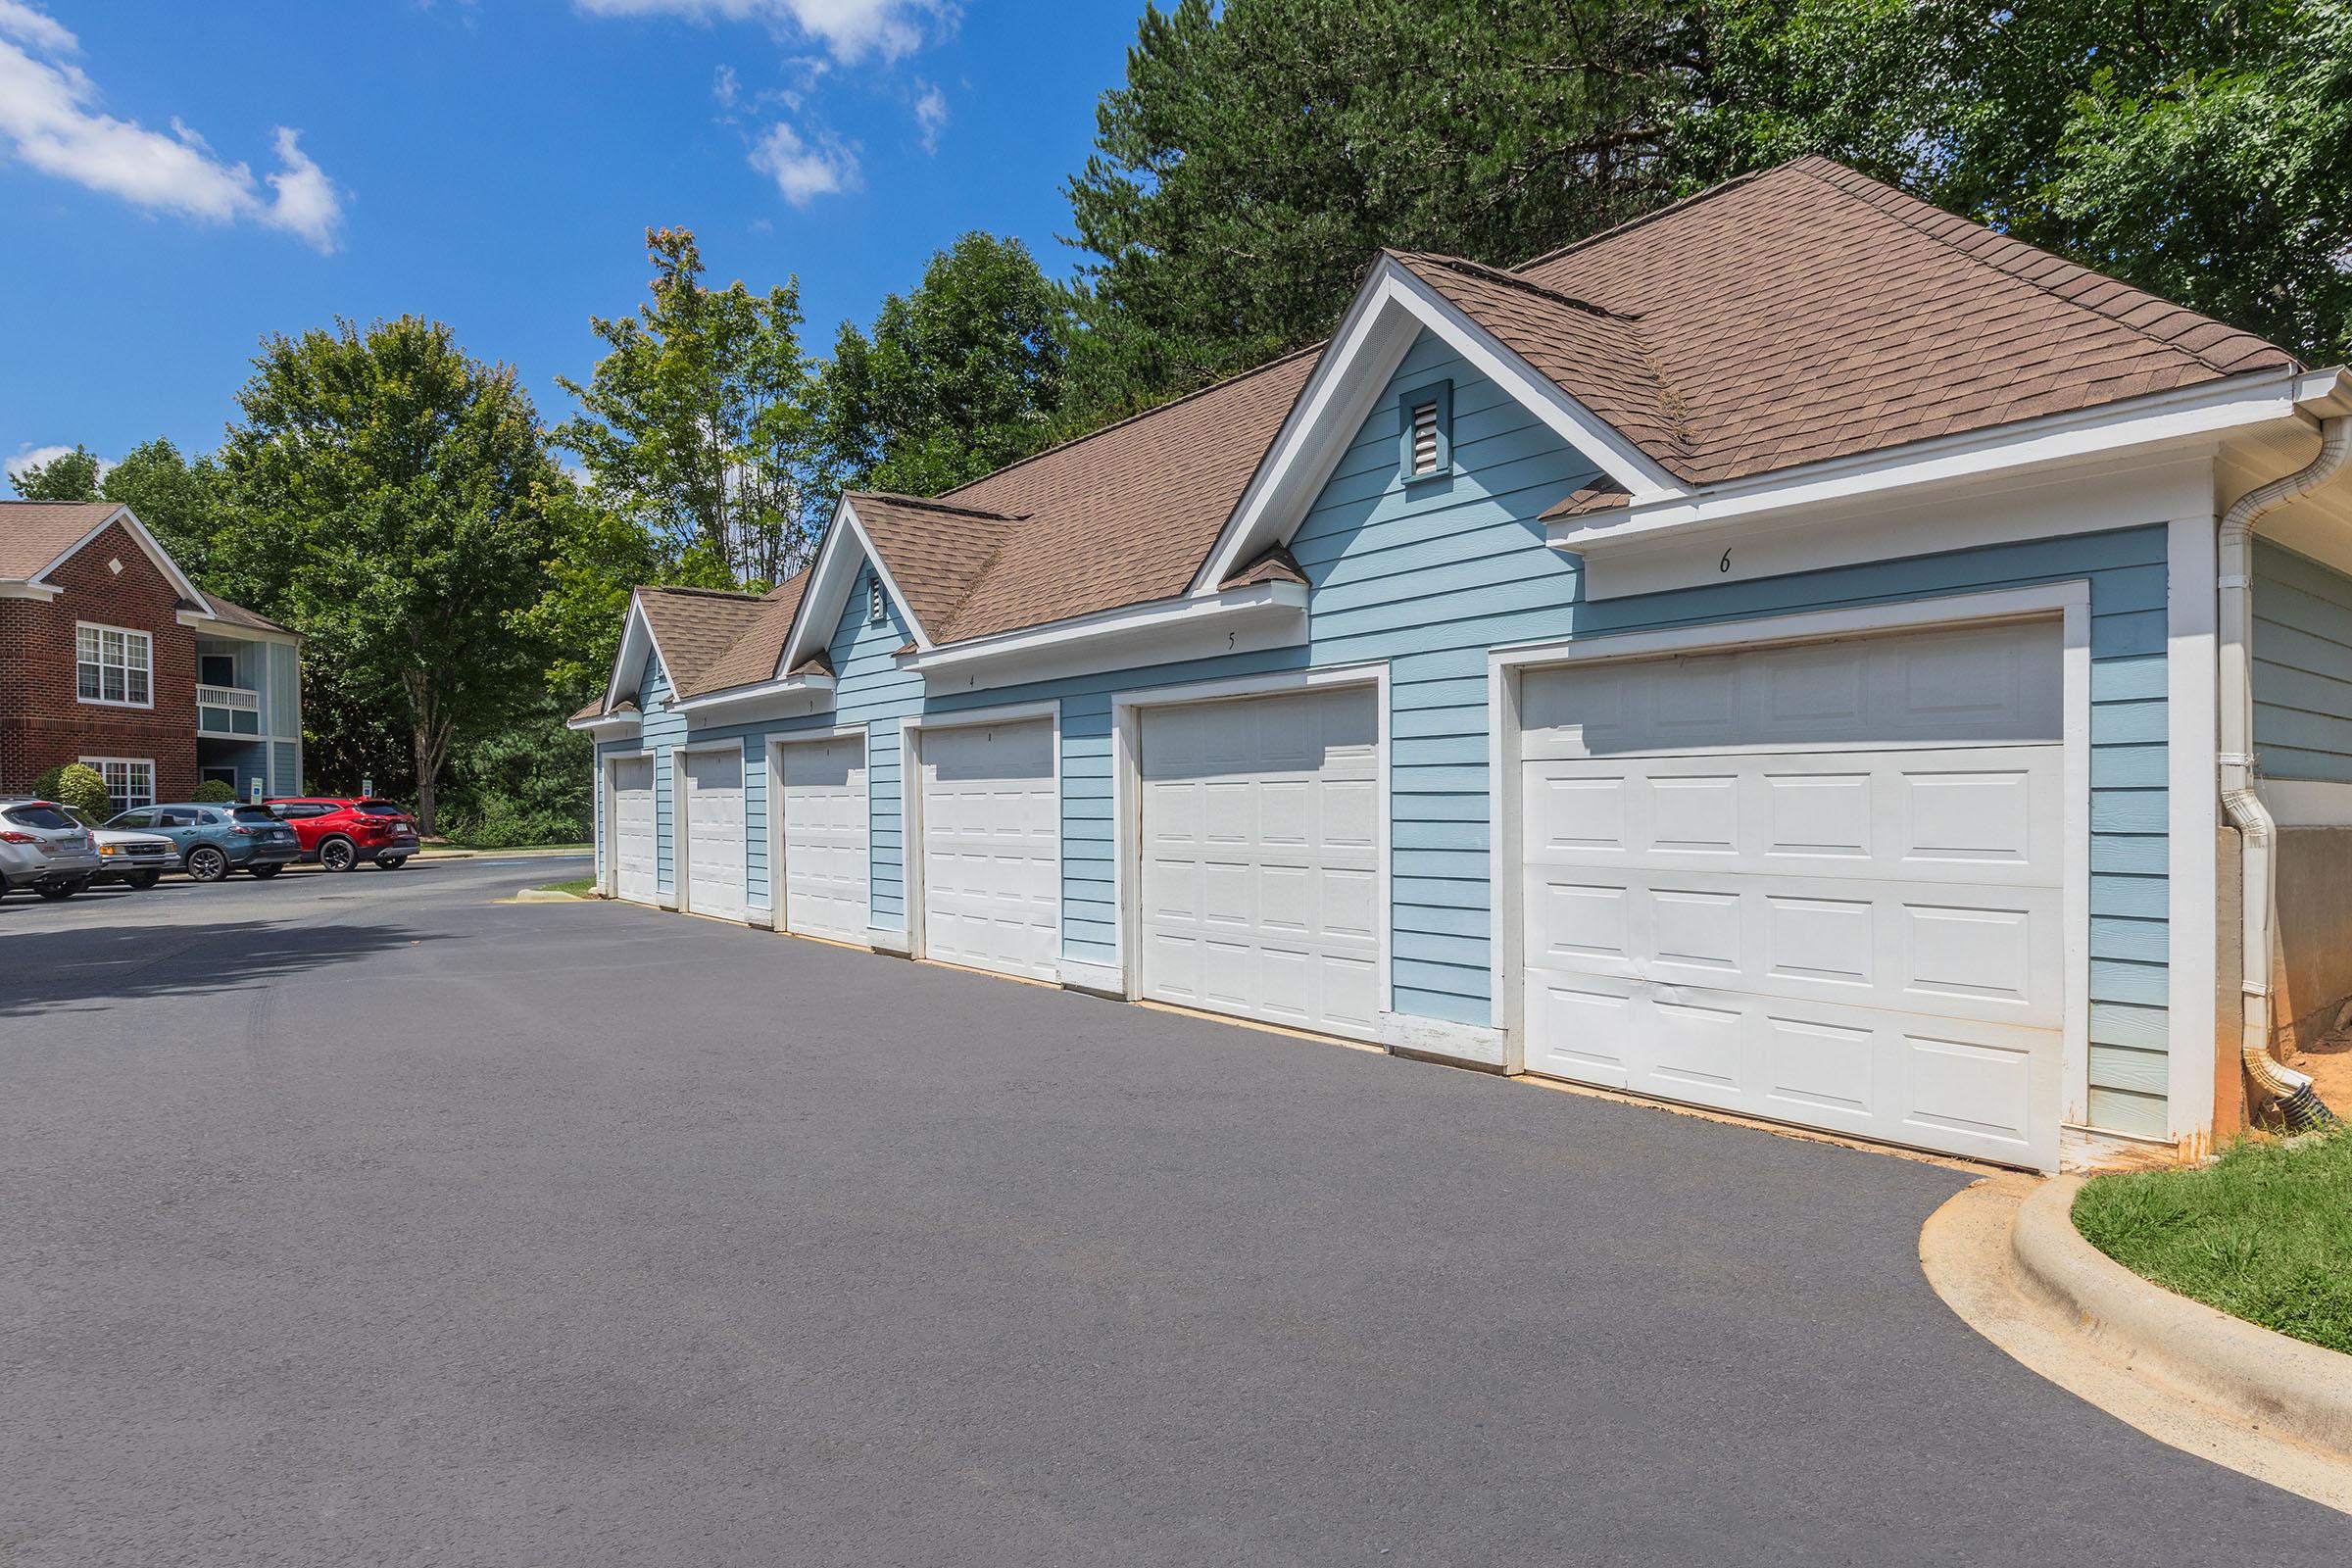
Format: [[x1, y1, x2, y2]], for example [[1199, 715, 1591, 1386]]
[[828, 159, 2294, 652], [635, 585, 768, 699], [1218, 545, 1308, 590], [191, 590, 291, 635], [929, 346, 1322, 642], [0, 501, 122, 580], [845, 493, 1026, 638], [682, 571, 813, 699], [1506, 156, 2297, 484]]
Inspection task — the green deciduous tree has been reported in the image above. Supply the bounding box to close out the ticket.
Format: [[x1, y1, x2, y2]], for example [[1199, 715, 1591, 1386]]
[[10, 444, 102, 501], [816, 231, 1072, 497], [99, 437, 231, 580], [556, 227, 823, 586], [215, 316, 564, 833]]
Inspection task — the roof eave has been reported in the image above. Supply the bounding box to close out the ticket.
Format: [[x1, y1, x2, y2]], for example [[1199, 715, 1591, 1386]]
[[1548, 363, 2326, 554]]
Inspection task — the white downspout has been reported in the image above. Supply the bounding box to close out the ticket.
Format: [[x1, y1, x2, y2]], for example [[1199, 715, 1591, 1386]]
[[2218, 414, 2352, 1130]]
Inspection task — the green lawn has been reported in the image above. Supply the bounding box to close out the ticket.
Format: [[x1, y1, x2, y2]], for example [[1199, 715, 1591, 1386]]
[[537, 875, 598, 897], [2073, 1130, 2352, 1355]]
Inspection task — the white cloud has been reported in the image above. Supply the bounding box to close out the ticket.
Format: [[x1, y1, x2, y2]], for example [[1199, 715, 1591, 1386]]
[[0, 4, 343, 250], [0, 0, 74, 55], [576, 0, 951, 67], [749, 120, 858, 204], [912, 78, 946, 154]]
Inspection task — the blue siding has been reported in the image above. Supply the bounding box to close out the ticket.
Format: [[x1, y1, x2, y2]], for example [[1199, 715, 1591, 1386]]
[[2253, 538, 2352, 782], [628, 328, 2176, 1138]]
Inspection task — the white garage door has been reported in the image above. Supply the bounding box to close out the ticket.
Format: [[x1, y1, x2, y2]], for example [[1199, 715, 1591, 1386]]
[[1139, 687, 1381, 1039], [612, 757, 657, 906], [682, 747, 748, 922], [1519, 620, 2065, 1166], [920, 718, 1058, 981], [780, 733, 869, 943]]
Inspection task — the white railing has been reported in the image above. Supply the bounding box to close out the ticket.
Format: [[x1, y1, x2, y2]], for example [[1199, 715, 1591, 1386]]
[[196, 684, 260, 710]]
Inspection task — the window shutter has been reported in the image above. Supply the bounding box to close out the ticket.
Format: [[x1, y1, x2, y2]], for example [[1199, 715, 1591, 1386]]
[[1411, 401, 1440, 473]]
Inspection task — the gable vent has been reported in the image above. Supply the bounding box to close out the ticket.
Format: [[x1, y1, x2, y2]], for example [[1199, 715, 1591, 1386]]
[[1396, 380, 1452, 481], [1410, 400, 1441, 474]]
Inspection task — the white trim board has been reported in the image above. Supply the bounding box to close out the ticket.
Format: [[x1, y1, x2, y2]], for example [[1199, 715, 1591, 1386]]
[[903, 581, 1306, 693], [1486, 581, 2093, 1169], [1547, 366, 2331, 557], [2166, 512, 2221, 1149], [1106, 662, 1393, 1021], [1566, 451, 2214, 602]]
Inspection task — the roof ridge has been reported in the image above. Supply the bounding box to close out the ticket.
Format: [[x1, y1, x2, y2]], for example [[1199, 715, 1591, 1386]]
[[1508, 161, 1790, 276], [1786, 158, 2300, 376], [640, 584, 762, 602], [940, 341, 1327, 503], [851, 491, 1031, 523], [1395, 251, 1625, 318]]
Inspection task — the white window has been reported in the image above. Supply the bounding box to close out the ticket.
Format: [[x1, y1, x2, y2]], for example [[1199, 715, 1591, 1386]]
[[75, 622, 152, 708], [80, 757, 156, 813]]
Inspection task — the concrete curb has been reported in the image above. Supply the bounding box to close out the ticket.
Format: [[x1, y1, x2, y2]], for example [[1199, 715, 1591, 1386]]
[[2011, 1175, 2352, 1456], [508, 888, 588, 903], [415, 846, 593, 861]]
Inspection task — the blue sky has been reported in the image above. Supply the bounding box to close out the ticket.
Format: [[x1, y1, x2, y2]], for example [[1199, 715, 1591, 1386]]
[[0, 0, 1145, 482]]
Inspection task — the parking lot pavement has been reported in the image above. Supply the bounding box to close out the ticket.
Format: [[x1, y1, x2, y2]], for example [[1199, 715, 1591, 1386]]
[[3, 863, 2345, 1565]]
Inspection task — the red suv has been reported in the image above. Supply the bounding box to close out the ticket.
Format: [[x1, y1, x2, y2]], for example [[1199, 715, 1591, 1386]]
[[266, 798, 421, 871]]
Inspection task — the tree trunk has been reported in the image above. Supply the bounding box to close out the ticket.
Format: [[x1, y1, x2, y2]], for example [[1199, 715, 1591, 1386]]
[[403, 671, 456, 837]]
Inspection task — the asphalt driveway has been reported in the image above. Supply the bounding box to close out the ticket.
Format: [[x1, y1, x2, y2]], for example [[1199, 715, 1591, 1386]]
[[3, 860, 2342, 1563]]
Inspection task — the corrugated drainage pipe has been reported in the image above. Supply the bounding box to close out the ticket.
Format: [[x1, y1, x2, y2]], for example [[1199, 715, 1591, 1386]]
[[2218, 414, 2352, 1131]]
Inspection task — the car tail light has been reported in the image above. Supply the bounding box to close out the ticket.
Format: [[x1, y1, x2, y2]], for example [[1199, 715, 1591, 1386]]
[[0, 830, 34, 845]]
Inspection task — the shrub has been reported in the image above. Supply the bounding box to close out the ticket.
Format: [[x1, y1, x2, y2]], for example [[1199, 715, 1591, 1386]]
[[36, 762, 114, 818], [193, 780, 238, 804], [436, 796, 585, 849]]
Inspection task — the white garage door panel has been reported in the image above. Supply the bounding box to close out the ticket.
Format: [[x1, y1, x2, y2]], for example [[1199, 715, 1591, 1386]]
[[683, 748, 748, 922], [1140, 687, 1381, 1040], [1519, 621, 2064, 1166], [921, 719, 1058, 981], [612, 758, 657, 906], [781, 735, 869, 943]]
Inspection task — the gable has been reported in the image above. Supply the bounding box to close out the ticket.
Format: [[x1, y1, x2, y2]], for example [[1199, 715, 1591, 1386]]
[[1293, 328, 1593, 647]]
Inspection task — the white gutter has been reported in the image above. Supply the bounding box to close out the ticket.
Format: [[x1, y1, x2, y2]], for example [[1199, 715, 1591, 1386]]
[[1548, 366, 2336, 553], [2218, 411, 2351, 1130], [669, 671, 836, 720], [901, 580, 1306, 679]]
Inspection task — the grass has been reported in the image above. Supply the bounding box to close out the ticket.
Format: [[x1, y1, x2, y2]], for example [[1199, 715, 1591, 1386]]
[[536, 875, 598, 897], [2072, 1130, 2352, 1355]]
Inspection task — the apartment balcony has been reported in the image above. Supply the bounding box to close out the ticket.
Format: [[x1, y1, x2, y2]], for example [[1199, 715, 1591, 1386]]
[[196, 683, 263, 738]]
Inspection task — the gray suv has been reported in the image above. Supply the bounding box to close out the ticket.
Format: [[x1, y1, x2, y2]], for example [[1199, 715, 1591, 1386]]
[[0, 798, 105, 902]]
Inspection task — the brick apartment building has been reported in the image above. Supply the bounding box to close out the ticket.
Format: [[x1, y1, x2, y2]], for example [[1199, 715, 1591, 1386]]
[[1, 501, 302, 810]]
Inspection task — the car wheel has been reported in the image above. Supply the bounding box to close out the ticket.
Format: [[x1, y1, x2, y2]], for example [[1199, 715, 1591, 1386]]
[[126, 870, 162, 890], [376, 857, 407, 870], [249, 863, 282, 879], [318, 837, 358, 872], [34, 881, 79, 901], [185, 846, 229, 883]]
